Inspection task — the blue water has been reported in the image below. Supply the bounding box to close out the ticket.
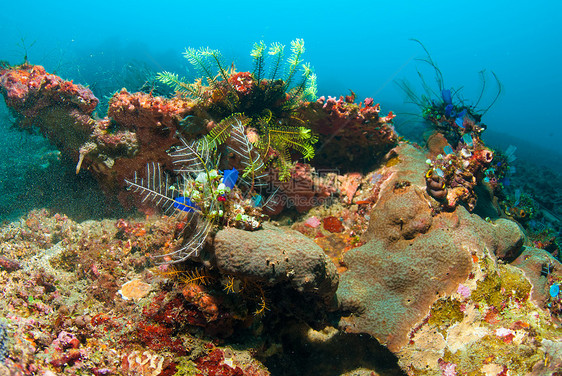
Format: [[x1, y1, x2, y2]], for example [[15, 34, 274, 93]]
[[0, 0, 561, 220]]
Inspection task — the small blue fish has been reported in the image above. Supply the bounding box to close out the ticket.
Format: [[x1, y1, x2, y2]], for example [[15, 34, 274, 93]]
[[222, 169, 239, 189], [252, 194, 263, 207], [443, 145, 454, 155], [174, 196, 198, 212]]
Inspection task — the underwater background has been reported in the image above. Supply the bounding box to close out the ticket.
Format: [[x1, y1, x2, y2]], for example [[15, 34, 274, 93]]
[[1, 0, 561, 220], [1, 0, 561, 221]]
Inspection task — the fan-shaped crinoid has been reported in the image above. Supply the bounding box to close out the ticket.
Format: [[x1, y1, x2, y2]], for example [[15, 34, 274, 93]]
[[125, 137, 229, 263]]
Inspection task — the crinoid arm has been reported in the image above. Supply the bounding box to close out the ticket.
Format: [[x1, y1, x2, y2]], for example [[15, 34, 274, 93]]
[[251, 41, 267, 84], [125, 160, 213, 263], [153, 214, 213, 263], [169, 137, 211, 176], [228, 115, 268, 187], [285, 62, 317, 108], [124, 162, 183, 216], [184, 47, 234, 93], [267, 42, 285, 81], [204, 115, 239, 150], [156, 71, 202, 98], [283, 39, 305, 91]]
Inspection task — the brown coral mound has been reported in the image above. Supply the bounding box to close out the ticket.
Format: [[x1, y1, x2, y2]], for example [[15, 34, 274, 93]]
[[337, 143, 525, 352], [0, 64, 98, 158], [299, 96, 398, 171], [212, 224, 338, 303]]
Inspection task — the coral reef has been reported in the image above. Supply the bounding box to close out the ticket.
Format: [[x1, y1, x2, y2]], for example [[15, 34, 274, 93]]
[[0, 64, 193, 199], [0, 209, 278, 375], [0, 48, 398, 221], [157, 39, 318, 181], [424, 132, 494, 212], [301, 94, 398, 171], [2, 39, 562, 376], [0, 64, 98, 162]]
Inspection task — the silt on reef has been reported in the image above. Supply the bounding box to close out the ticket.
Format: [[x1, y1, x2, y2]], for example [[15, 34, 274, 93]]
[[0, 209, 277, 375]]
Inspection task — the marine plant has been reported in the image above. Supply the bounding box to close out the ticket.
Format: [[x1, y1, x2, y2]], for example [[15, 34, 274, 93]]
[[125, 138, 218, 262], [396, 39, 502, 146], [157, 39, 318, 180]]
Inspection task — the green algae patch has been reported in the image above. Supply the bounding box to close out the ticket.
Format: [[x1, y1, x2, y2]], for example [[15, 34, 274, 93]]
[[174, 358, 199, 376], [442, 334, 541, 375], [498, 265, 531, 301], [428, 297, 464, 334], [471, 263, 531, 309]]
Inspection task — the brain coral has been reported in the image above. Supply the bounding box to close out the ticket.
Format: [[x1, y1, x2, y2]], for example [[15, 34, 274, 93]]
[[336, 144, 525, 352]]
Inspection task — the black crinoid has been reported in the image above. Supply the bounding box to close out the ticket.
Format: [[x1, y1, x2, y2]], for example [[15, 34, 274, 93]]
[[157, 39, 318, 180], [396, 39, 502, 147]]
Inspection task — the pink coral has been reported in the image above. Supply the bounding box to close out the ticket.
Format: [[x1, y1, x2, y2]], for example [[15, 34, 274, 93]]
[[438, 359, 457, 376], [457, 283, 471, 298], [304, 216, 322, 228]]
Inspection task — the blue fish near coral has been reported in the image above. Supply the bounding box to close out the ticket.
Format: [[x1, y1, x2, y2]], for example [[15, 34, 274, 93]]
[[222, 168, 239, 189], [252, 194, 263, 207], [173, 196, 198, 212], [443, 145, 454, 155]]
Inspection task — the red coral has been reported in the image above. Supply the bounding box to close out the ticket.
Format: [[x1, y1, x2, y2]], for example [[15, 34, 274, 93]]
[[323, 216, 344, 233], [182, 284, 221, 321], [135, 322, 187, 355], [0, 64, 98, 115], [195, 348, 244, 376], [228, 72, 255, 96], [298, 95, 397, 170]]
